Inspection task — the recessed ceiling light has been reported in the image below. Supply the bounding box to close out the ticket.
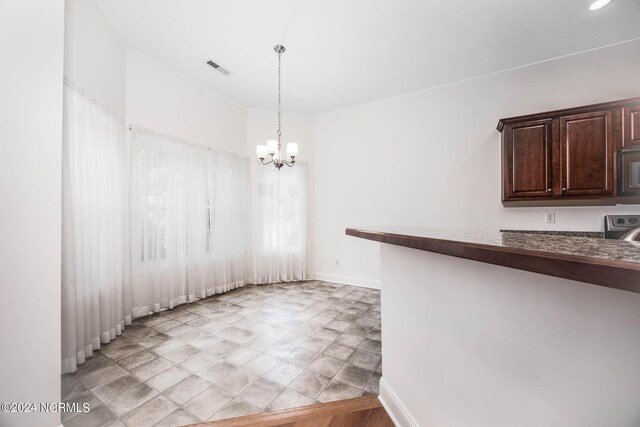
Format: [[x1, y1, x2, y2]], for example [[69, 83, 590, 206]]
[[589, 0, 612, 11]]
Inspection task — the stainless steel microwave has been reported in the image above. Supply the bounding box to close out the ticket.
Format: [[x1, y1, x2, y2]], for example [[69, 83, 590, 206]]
[[620, 148, 640, 196]]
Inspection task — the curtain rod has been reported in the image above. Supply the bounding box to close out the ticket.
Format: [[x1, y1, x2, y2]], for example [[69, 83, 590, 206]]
[[128, 125, 309, 165], [65, 79, 272, 162], [128, 124, 250, 159], [63, 78, 125, 123]]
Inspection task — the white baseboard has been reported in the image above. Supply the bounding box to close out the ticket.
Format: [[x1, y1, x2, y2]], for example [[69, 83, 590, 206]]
[[313, 273, 380, 289], [379, 377, 418, 427]]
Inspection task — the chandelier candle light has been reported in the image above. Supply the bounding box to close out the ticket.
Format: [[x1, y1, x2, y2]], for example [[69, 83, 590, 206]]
[[256, 45, 298, 169]]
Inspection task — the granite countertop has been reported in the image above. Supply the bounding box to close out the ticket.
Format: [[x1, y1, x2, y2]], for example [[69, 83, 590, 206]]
[[346, 226, 640, 294], [499, 229, 605, 239]]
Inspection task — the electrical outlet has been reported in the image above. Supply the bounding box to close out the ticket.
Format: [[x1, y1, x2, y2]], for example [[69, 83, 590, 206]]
[[335, 259, 340, 267], [545, 212, 556, 224]]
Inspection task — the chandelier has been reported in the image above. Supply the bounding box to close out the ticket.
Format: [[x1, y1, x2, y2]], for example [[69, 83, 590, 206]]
[[256, 45, 298, 170]]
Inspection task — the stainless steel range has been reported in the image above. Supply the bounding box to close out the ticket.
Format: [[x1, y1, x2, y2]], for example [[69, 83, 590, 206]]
[[604, 215, 640, 240]]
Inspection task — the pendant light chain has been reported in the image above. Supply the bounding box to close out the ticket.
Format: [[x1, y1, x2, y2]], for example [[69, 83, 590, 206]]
[[255, 45, 296, 170], [277, 48, 282, 147]]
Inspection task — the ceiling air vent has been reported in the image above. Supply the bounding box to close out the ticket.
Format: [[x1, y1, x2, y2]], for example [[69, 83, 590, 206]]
[[206, 60, 230, 75]]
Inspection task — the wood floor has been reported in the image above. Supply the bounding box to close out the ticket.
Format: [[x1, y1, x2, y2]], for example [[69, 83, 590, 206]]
[[187, 396, 394, 427]]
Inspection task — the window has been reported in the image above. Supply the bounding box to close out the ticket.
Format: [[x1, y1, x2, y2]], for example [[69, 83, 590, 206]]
[[256, 163, 307, 253], [252, 162, 307, 282], [131, 130, 248, 270], [205, 187, 214, 253], [139, 150, 168, 261]]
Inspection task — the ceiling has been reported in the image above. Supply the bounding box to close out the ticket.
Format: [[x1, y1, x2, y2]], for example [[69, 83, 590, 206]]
[[95, 0, 640, 113]]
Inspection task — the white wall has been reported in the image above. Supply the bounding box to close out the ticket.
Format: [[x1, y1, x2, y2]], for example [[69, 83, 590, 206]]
[[64, 0, 126, 117], [126, 49, 247, 154], [380, 244, 640, 427], [64, 0, 248, 156], [246, 109, 316, 274], [315, 40, 640, 287], [0, 1, 64, 426]]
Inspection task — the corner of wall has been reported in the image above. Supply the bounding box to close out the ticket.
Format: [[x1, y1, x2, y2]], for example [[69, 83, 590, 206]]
[[378, 377, 419, 427]]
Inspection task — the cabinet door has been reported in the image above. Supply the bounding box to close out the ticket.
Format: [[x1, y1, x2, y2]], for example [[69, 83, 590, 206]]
[[504, 119, 553, 199], [623, 106, 640, 147], [560, 111, 613, 196]]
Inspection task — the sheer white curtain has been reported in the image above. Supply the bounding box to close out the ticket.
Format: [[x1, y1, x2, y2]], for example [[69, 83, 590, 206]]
[[251, 163, 307, 283], [62, 82, 131, 374], [61, 83, 306, 373], [129, 128, 248, 318]]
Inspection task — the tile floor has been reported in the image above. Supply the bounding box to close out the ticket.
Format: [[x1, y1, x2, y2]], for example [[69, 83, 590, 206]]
[[61, 281, 382, 426]]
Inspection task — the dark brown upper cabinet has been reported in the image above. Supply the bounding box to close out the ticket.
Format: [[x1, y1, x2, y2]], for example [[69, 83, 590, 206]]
[[498, 96, 640, 205], [623, 106, 640, 147], [503, 119, 553, 199], [559, 110, 613, 197]]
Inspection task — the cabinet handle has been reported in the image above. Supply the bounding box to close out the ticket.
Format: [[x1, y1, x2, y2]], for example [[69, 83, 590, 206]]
[[547, 188, 552, 192], [562, 187, 567, 192]]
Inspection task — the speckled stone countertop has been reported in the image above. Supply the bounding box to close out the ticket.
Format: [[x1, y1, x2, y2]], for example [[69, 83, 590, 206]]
[[346, 226, 640, 294], [500, 229, 605, 239]]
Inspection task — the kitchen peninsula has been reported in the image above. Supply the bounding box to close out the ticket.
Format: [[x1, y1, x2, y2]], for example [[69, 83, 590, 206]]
[[348, 227, 640, 427], [347, 227, 640, 293]]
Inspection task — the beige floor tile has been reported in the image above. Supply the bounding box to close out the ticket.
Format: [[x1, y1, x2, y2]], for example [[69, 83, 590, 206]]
[[147, 366, 191, 391], [164, 375, 211, 405], [238, 377, 284, 409], [183, 385, 234, 421], [209, 397, 261, 421], [266, 388, 314, 412], [106, 383, 158, 417], [120, 395, 177, 427]]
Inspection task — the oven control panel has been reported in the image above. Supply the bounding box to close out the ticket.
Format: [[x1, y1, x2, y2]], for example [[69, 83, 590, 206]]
[[604, 215, 640, 238]]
